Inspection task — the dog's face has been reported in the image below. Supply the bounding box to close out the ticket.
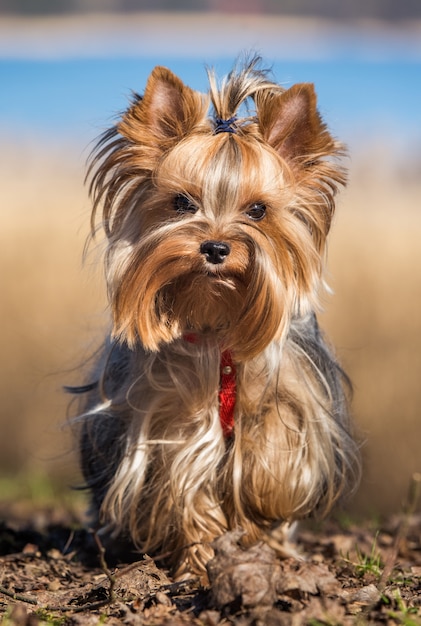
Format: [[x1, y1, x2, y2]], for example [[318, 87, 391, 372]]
[[91, 65, 345, 358]]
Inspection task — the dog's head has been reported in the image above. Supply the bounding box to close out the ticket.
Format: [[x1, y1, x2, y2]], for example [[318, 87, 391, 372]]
[[89, 58, 346, 359]]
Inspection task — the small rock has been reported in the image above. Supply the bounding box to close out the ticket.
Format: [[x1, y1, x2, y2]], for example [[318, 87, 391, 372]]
[[47, 548, 62, 560], [351, 584, 381, 605], [48, 579, 61, 592], [198, 610, 221, 625], [22, 543, 40, 556], [155, 590, 172, 606]]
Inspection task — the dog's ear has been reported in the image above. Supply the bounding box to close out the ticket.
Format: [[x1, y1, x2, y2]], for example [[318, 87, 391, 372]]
[[119, 66, 206, 147], [258, 83, 336, 164]]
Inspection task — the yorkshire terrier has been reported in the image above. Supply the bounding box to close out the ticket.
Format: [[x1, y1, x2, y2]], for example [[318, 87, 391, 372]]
[[74, 56, 360, 580]]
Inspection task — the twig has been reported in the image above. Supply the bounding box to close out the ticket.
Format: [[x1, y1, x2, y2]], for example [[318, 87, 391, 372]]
[[92, 529, 116, 604], [378, 472, 421, 591], [0, 584, 38, 605], [0, 529, 118, 614], [0, 528, 200, 615], [62, 529, 75, 554], [0, 581, 118, 614], [162, 578, 200, 594]]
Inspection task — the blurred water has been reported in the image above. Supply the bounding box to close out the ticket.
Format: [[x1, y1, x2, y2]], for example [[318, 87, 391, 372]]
[[1, 54, 421, 156]]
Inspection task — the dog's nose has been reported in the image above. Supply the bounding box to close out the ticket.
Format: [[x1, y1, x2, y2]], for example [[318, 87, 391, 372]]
[[200, 241, 231, 265]]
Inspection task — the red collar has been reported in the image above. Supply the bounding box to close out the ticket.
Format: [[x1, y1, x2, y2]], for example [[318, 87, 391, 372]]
[[218, 349, 236, 437], [183, 334, 236, 437]]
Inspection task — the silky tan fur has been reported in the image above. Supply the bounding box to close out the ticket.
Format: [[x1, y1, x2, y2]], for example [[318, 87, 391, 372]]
[[77, 57, 360, 579]]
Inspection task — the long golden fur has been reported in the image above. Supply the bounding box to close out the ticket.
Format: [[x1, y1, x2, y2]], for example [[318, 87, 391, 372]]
[[74, 56, 360, 579]]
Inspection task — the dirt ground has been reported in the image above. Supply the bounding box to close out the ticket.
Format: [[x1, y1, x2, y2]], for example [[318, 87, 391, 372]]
[[0, 498, 420, 626]]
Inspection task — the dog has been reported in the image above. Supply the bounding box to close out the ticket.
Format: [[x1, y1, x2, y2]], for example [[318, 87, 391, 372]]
[[73, 56, 360, 580]]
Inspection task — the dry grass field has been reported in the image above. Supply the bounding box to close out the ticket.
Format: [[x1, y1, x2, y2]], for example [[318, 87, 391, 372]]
[[0, 138, 420, 518]]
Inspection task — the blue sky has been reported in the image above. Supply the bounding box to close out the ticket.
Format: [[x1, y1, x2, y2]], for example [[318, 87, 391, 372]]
[[1, 16, 420, 156]]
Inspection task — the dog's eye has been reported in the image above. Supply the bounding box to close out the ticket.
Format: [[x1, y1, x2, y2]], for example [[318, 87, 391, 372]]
[[245, 203, 266, 221], [173, 194, 198, 215]]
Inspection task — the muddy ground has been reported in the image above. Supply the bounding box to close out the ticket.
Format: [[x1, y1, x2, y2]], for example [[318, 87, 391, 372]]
[[0, 501, 420, 625]]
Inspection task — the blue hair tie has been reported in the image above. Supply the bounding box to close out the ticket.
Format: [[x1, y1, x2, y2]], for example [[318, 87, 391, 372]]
[[214, 116, 238, 134]]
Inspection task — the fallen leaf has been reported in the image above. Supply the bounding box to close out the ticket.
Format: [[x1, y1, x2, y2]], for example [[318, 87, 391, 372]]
[[207, 530, 282, 608]]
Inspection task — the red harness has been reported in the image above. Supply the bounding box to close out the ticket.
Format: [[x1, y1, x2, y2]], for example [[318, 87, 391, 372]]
[[183, 334, 236, 437]]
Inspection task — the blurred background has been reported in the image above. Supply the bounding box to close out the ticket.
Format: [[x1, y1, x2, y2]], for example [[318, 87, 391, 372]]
[[1, 0, 420, 518]]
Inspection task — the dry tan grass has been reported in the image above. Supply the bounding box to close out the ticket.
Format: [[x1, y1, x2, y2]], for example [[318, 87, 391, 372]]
[[323, 161, 421, 514], [0, 142, 106, 489], [1, 140, 420, 515]]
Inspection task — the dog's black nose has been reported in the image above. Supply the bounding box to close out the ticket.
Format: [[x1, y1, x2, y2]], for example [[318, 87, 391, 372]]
[[200, 241, 231, 265]]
